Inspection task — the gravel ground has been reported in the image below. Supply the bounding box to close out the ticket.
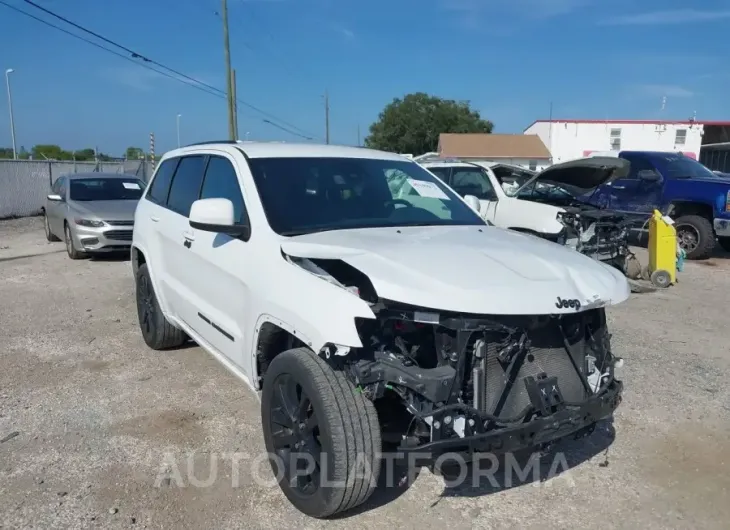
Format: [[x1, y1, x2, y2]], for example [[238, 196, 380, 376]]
[[1, 216, 729, 530]]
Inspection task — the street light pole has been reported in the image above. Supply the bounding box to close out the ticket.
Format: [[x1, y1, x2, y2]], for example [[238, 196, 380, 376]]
[[5, 68, 17, 160], [176, 113, 182, 148]]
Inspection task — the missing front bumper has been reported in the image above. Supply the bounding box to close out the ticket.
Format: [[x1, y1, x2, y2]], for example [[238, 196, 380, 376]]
[[398, 379, 622, 464]]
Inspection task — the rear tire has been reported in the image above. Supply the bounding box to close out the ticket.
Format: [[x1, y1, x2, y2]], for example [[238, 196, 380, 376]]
[[261, 347, 381, 518], [675, 215, 715, 260], [135, 263, 187, 350], [64, 223, 87, 260]]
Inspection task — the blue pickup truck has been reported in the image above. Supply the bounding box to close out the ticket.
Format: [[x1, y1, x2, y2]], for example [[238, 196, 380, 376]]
[[586, 151, 730, 259]]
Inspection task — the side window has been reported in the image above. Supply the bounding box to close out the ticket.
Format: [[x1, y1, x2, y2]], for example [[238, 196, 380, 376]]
[[166, 156, 207, 217], [57, 177, 67, 199], [199, 156, 247, 224], [52, 177, 63, 195], [450, 168, 498, 201], [427, 167, 451, 181], [623, 155, 655, 179], [147, 158, 180, 205]]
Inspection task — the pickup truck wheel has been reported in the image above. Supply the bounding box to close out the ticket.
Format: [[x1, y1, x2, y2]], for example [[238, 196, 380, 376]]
[[675, 215, 715, 260], [261, 347, 381, 518], [718, 237, 730, 253], [135, 263, 187, 350]]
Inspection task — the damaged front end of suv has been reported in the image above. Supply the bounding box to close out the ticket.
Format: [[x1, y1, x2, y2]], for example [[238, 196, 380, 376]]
[[514, 157, 639, 275], [349, 300, 623, 462], [283, 233, 627, 465]]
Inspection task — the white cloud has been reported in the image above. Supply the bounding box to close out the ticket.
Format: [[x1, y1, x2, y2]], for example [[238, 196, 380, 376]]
[[602, 9, 730, 25], [635, 84, 695, 98], [443, 0, 589, 18]]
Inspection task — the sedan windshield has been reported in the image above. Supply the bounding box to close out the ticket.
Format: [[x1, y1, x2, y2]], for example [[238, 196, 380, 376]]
[[248, 157, 486, 236], [69, 177, 145, 201]]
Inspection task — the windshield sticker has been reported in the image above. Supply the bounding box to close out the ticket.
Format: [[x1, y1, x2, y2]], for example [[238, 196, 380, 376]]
[[407, 178, 450, 200], [122, 182, 141, 190]]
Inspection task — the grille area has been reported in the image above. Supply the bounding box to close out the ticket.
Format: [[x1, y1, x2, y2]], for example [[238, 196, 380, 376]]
[[105, 220, 134, 227], [104, 229, 133, 241], [483, 321, 587, 419]]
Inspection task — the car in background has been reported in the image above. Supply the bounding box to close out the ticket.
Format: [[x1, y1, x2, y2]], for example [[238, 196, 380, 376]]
[[43, 172, 146, 259], [582, 151, 730, 259], [419, 157, 638, 276]]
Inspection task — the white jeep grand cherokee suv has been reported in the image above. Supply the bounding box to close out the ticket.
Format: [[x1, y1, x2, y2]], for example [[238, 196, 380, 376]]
[[132, 141, 628, 518]]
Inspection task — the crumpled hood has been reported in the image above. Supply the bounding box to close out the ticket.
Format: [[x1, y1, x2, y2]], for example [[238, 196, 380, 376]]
[[281, 225, 630, 315], [515, 156, 630, 196]]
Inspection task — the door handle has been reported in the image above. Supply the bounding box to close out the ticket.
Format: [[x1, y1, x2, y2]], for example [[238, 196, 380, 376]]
[[150, 215, 160, 222], [612, 185, 626, 190], [183, 231, 195, 241]]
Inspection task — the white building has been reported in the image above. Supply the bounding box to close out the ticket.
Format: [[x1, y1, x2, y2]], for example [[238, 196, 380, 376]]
[[523, 119, 730, 165]]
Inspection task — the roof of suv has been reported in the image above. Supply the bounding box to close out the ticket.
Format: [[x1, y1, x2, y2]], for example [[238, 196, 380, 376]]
[[165, 141, 409, 161]]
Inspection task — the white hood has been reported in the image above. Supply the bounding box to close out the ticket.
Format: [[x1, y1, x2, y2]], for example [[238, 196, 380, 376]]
[[280, 225, 629, 315]]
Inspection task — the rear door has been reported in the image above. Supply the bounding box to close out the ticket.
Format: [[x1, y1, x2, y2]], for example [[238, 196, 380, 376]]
[[153, 155, 208, 330]]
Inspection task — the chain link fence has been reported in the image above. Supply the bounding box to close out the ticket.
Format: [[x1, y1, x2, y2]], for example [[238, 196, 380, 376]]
[[0, 159, 153, 219]]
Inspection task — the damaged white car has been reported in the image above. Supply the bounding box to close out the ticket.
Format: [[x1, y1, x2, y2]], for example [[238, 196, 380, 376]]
[[420, 157, 639, 275], [132, 142, 628, 518]]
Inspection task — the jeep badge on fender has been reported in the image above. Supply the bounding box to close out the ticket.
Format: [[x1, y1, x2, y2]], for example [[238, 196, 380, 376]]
[[556, 297, 581, 310]]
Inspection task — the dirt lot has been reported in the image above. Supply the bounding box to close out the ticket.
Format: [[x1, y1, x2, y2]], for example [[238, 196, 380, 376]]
[[1, 217, 729, 529]]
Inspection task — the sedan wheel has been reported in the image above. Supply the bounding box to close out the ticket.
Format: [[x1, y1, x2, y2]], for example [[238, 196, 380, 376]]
[[64, 224, 87, 260]]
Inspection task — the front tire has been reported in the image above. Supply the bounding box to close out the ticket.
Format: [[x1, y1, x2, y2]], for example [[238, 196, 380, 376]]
[[135, 263, 187, 350], [261, 347, 381, 518], [718, 236, 730, 253], [64, 223, 87, 260], [44, 211, 60, 242], [675, 215, 715, 260]]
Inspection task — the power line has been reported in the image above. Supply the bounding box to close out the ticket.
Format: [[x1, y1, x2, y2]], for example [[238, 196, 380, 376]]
[[18, 0, 318, 139], [0, 1, 225, 100], [0, 1, 314, 141]]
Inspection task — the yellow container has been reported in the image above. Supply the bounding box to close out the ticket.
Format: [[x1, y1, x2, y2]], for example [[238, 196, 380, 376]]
[[648, 209, 677, 288]]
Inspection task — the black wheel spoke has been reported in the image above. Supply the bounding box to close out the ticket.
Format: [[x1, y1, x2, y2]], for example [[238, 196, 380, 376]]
[[302, 412, 319, 434], [271, 428, 297, 449], [297, 395, 311, 420], [271, 406, 293, 429], [275, 377, 300, 422]]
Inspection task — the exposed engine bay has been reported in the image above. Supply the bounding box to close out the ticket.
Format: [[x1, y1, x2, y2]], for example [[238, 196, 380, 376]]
[[290, 255, 624, 459], [555, 203, 634, 270]]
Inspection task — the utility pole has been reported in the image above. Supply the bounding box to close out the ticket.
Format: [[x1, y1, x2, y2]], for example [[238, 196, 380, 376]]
[[176, 113, 182, 148], [221, 0, 235, 141], [324, 90, 330, 144], [232, 68, 239, 140], [5, 69, 17, 160], [357, 124, 361, 147]]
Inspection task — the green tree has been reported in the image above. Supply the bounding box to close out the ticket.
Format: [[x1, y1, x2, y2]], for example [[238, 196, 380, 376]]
[[125, 146, 144, 159], [364, 92, 494, 155], [31, 144, 67, 160], [73, 148, 96, 161]]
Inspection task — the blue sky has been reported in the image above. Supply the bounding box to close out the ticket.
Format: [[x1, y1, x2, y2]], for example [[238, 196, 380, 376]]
[[1, 0, 729, 155]]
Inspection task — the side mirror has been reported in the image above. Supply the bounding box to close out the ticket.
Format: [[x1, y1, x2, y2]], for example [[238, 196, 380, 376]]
[[463, 195, 482, 215], [189, 198, 250, 238], [637, 169, 661, 182], [47, 194, 63, 201]]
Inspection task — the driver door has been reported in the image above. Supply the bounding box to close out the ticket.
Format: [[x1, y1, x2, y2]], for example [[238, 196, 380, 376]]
[[607, 154, 664, 228]]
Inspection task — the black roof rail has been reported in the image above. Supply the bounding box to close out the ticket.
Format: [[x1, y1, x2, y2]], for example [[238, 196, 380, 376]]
[[184, 140, 241, 147]]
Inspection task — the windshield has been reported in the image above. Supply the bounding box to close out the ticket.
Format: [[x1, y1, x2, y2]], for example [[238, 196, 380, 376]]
[[69, 177, 145, 201], [655, 154, 719, 179], [491, 165, 537, 197], [247, 157, 486, 236]]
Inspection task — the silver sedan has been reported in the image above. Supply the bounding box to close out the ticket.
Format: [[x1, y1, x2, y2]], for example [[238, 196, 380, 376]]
[[43, 172, 146, 259]]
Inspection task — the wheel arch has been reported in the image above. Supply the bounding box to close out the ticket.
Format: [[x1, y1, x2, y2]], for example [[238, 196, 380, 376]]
[[668, 200, 714, 220]]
